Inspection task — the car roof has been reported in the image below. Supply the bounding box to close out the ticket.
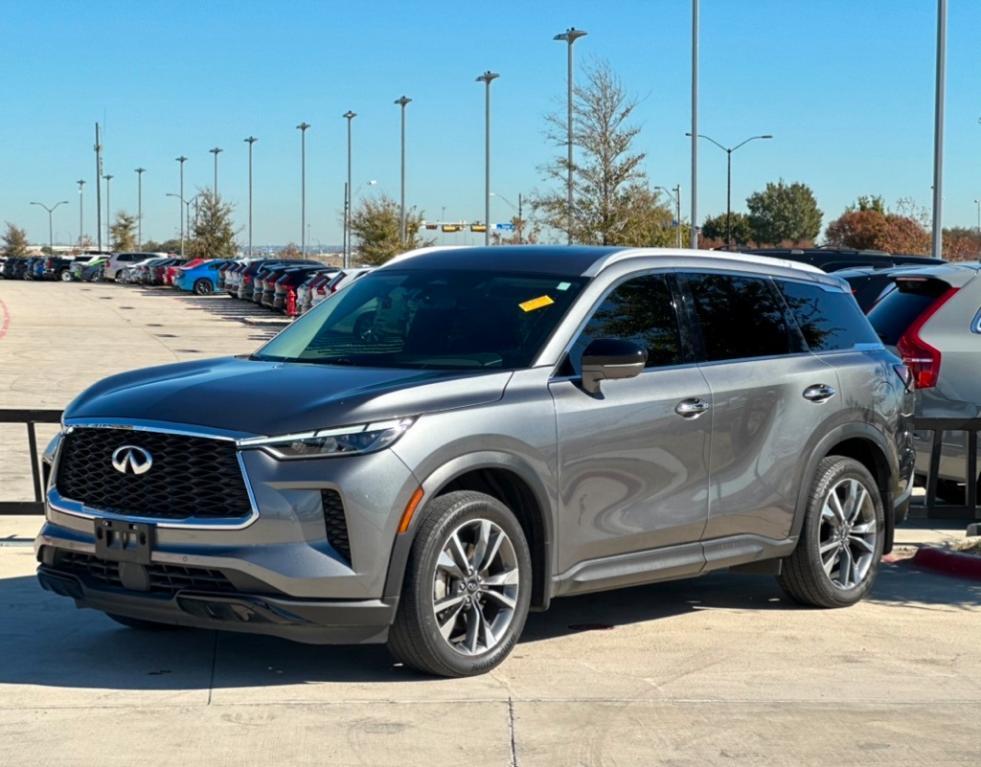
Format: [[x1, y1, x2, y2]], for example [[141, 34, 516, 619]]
[[386, 245, 825, 278]]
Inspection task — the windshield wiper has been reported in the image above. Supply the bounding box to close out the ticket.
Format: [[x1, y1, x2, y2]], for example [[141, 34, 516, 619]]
[[305, 356, 357, 366]]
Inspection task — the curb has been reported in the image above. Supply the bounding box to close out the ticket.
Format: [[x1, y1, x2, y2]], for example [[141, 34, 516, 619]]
[[911, 546, 981, 581]]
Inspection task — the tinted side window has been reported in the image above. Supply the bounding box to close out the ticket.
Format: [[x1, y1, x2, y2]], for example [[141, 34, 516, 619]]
[[685, 273, 792, 362], [569, 274, 682, 371], [777, 280, 879, 351]]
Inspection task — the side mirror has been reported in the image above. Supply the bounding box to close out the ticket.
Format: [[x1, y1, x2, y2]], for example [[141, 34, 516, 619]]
[[580, 338, 647, 395]]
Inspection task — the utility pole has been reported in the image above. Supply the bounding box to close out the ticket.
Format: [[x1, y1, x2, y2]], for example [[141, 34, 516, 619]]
[[209, 147, 222, 196], [554, 27, 587, 245], [94, 124, 103, 252], [135, 168, 145, 250], [395, 96, 411, 245], [297, 122, 310, 256], [931, 0, 947, 259], [476, 71, 499, 247], [244, 137, 257, 258], [657, 185, 684, 249], [76, 180, 85, 246], [690, 0, 699, 249], [343, 111, 356, 268]]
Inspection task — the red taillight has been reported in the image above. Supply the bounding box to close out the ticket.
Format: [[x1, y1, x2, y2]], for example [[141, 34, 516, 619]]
[[896, 287, 958, 389]]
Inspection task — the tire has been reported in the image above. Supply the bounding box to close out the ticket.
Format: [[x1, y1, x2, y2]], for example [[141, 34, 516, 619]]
[[387, 490, 532, 677], [106, 613, 182, 631], [59, 269, 72, 282], [193, 279, 213, 296], [778, 456, 884, 608]]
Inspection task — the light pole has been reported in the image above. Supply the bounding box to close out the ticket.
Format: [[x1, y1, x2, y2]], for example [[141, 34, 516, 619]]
[[296, 122, 310, 255], [686, 132, 772, 248], [554, 27, 586, 245], [244, 137, 257, 258], [655, 185, 683, 248], [176, 156, 188, 258], [103, 174, 113, 247], [30, 200, 69, 254], [491, 192, 523, 243], [342, 110, 356, 268], [931, 0, 947, 258], [395, 96, 411, 245], [76, 180, 85, 245], [94, 123, 103, 252], [135, 168, 145, 250], [476, 71, 499, 247], [209, 147, 222, 196], [974, 199, 980, 236], [691, 0, 699, 249], [167, 193, 197, 241]]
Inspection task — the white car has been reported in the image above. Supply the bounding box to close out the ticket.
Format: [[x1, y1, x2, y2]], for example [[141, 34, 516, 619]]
[[103, 251, 168, 281]]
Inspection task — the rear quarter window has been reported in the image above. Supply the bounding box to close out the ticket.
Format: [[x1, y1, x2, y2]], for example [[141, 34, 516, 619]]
[[777, 280, 880, 352], [866, 279, 950, 345]]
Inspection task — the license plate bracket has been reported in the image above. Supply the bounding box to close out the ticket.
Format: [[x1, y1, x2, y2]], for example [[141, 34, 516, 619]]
[[94, 519, 154, 564]]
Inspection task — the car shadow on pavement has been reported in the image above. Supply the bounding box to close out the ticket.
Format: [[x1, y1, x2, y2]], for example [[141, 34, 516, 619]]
[[0, 562, 977, 691]]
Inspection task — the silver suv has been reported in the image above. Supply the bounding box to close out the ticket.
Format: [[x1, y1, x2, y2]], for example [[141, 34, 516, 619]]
[[36, 246, 914, 677]]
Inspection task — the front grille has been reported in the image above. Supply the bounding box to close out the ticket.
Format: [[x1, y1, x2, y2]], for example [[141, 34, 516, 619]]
[[321, 490, 351, 563], [54, 551, 235, 596], [56, 427, 253, 520]]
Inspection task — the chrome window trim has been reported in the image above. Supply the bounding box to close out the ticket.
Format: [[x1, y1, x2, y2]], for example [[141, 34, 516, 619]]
[[53, 420, 260, 530]]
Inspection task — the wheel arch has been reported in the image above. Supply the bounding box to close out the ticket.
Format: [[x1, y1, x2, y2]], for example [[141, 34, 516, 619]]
[[383, 452, 555, 610], [792, 423, 899, 553]]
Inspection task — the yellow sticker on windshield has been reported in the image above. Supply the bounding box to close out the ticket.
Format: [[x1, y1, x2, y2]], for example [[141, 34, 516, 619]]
[[519, 295, 555, 312]]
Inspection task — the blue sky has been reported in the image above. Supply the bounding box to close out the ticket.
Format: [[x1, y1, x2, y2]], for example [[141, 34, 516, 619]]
[[1, 0, 978, 247]]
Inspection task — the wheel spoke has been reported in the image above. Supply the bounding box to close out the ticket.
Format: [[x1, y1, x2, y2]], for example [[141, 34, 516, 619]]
[[448, 532, 470, 574], [481, 588, 516, 609], [482, 567, 520, 587], [480, 611, 497, 649], [827, 491, 846, 526], [437, 601, 466, 641], [436, 550, 466, 580], [838, 546, 854, 587], [849, 534, 875, 555], [478, 530, 505, 574], [464, 604, 481, 654], [851, 521, 876, 535], [471, 520, 491, 572], [434, 593, 467, 613], [819, 539, 839, 556], [822, 547, 839, 576], [848, 483, 868, 524]]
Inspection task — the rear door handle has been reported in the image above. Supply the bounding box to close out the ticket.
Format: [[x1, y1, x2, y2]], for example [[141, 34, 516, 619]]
[[675, 398, 710, 418], [803, 384, 837, 403]]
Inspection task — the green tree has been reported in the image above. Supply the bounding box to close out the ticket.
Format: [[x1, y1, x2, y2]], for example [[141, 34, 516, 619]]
[[187, 190, 238, 259], [533, 60, 673, 245], [141, 238, 183, 254], [348, 195, 430, 266], [746, 180, 822, 245], [110, 211, 138, 252], [701, 212, 753, 246], [2, 223, 30, 258]]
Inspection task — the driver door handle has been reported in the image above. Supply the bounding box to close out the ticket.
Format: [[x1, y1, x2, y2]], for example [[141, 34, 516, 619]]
[[803, 384, 837, 403], [675, 398, 710, 418]]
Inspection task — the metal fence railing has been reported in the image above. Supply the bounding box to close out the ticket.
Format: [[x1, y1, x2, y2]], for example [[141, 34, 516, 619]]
[[910, 417, 981, 534], [0, 409, 62, 515]]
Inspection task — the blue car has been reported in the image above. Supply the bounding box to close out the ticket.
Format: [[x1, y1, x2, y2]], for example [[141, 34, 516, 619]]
[[174, 259, 231, 295]]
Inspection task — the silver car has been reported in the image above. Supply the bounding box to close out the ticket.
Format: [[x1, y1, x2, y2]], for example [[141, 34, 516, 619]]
[[36, 246, 914, 677]]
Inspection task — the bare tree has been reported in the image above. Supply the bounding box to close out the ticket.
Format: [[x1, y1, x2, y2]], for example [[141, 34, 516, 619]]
[[533, 60, 672, 245]]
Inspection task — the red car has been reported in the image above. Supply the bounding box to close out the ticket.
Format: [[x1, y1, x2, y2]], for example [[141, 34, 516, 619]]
[[165, 258, 205, 285]]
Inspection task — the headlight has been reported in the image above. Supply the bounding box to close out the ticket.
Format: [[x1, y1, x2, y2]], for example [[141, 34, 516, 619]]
[[238, 418, 414, 459]]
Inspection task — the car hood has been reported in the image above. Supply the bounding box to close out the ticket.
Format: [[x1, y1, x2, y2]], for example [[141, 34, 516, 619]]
[[64, 357, 513, 437]]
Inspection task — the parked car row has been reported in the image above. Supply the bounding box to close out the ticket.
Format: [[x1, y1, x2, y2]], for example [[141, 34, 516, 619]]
[[0, 253, 111, 281]]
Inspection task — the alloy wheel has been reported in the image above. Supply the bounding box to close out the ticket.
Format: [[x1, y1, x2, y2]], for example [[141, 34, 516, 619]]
[[432, 519, 520, 656], [818, 478, 878, 589]]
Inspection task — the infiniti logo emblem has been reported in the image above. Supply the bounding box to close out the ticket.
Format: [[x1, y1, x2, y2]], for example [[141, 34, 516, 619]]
[[111, 445, 153, 475]]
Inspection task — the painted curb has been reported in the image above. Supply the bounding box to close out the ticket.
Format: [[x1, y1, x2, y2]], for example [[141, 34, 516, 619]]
[[911, 546, 981, 581]]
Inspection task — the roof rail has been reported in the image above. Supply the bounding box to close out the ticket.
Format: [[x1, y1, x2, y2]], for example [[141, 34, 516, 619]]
[[583, 247, 825, 276]]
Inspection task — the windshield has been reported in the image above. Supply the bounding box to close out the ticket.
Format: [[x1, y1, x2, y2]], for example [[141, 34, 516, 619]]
[[254, 268, 586, 370]]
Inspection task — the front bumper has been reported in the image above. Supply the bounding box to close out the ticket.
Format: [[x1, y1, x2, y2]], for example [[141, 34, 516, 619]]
[[37, 565, 396, 644]]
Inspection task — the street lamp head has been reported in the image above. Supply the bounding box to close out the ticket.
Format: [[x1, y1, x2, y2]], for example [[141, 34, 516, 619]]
[[176, 156, 187, 164], [77, 179, 85, 186], [343, 110, 356, 120], [476, 71, 500, 84], [244, 136, 258, 144], [554, 27, 587, 43], [394, 95, 412, 107], [104, 174, 113, 181], [761, 134, 774, 139], [135, 167, 146, 174], [296, 122, 310, 132], [210, 147, 223, 155]]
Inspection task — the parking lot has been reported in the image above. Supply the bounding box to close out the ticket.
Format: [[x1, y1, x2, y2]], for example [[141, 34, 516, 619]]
[[2, 280, 980, 766]]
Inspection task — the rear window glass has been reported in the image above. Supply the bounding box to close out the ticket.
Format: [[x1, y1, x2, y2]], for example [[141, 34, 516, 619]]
[[777, 280, 879, 352], [684, 273, 793, 362], [866, 279, 949, 345]]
